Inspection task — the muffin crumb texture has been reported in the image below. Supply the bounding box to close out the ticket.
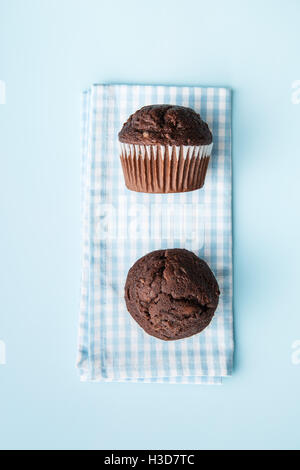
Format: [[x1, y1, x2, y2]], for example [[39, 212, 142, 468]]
[[119, 105, 212, 146], [125, 249, 220, 341]]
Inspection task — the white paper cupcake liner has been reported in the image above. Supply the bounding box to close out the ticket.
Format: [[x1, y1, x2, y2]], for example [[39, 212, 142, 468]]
[[120, 143, 213, 194]]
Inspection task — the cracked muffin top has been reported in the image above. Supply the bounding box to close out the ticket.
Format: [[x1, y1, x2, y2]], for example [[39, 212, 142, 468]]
[[124, 248, 220, 341], [118, 105, 213, 146]]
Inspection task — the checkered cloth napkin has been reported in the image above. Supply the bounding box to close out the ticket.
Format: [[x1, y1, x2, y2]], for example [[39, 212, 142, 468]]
[[77, 84, 233, 384]]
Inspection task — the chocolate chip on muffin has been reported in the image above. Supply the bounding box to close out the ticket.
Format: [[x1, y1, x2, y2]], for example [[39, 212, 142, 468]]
[[124, 248, 220, 341], [119, 104, 212, 146]]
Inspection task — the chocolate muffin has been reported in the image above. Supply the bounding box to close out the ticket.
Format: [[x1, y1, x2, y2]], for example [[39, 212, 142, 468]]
[[119, 105, 212, 146], [119, 105, 213, 194], [124, 249, 220, 341]]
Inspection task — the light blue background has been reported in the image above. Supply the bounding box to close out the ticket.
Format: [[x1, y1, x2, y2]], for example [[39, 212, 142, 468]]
[[1, 0, 300, 450]]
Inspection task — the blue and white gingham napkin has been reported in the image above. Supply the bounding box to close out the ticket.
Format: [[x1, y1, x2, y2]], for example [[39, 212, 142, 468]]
[[77, 84, 233, 384]]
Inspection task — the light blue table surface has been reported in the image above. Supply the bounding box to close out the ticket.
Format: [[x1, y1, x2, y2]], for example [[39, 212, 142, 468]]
[[1, 0, 300, 450]]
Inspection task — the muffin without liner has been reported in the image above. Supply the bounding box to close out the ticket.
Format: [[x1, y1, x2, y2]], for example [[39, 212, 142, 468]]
[[124, 248, 220, 341]]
